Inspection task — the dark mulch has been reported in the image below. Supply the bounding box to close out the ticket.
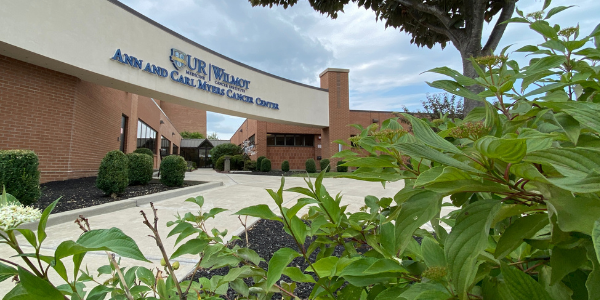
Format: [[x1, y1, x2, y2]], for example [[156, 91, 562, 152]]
[[189, 219, 359, 299], [34, 177, 200, 214], [237, 171, 306, 176]]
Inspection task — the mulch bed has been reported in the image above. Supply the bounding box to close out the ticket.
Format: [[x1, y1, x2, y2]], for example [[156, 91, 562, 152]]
[[232, 171, 307, 176], [189, 219, 357, 299], [34, 177, 200, 214]]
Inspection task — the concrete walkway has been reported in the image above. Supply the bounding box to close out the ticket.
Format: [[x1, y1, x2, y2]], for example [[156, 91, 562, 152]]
[[0, 169, 452, 295]]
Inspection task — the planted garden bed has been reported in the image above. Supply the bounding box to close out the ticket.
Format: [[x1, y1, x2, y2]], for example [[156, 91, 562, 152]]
[[34, 177, 200, 214]]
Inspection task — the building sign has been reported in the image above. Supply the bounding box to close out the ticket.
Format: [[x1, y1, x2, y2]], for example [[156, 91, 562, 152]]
[[110, 48, 280, 110]]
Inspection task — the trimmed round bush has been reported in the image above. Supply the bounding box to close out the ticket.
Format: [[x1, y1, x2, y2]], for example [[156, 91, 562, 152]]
[[305, 159, 317, 173], [96, 150, 129, 195], [210, 143, 242, 167], [320, 159, 331, 172], [160, 155, 186, 187], [245, 160, 257, 171], [281, 160, 290, 172], [260, 158, 271, 172], [0, 150, 41, 205], [133, 148, 154, 157], [337, 160, 348, 172], [215, 156, 227, 171], [256, 156, 266, 169], [127, 153, 153, 185], [231, 154, 245, 170]]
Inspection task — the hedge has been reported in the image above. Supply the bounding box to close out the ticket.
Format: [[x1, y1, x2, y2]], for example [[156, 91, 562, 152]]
[[215, 156, 227, 171], [260, 158, 272, 172], [320, 159, 330, 172], [133, 148, 154, 157], [305, 159, 317, 173], [127, 153, 153, 185], [96, 150, 129, 195], [256, 156, 266, 170], [160, 155, 186, 187], [231, 154, 245, 170], [245, 160, 257, 171], [210, 143, 241, 166], [337, 160, 348, 172], [0, 150, 41, 205], [281, 160, 290, 172]]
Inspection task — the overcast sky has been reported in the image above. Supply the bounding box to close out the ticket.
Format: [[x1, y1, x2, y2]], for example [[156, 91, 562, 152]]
[[119, 0, 600, 139]]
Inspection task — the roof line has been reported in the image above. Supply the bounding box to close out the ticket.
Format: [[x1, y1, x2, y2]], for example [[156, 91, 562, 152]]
[[107, 0, 329, 93]]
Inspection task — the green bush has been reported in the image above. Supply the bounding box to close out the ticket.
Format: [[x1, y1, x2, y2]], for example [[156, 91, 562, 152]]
[[256, 156, 266, 169], [281, 160, 290, 172], [231, 154, 245, 170], [244, 160, 257, 171], [215, 156, 227, 171], [96, 150, 129, 195], [127, 153, 153, 185], [180, 131, 204, 139], [319, 159, 330, 172], [210, 143, 242, 167], [133, 148, 154, 158], [305, 158, 316, 173], [159, 155, 186, 187], [336, 160, 348, 172], [0, 150, 41, 205], [260, 158, 271, 172]]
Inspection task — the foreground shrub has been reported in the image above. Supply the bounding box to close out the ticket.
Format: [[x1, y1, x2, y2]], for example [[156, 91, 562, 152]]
[[336, 160, 348, 172], [256, 156, 266, 169], [260, 158, 271, 172], [305, 158, 316, 173], [96, 150, 129, 195], [133, 148, 154, 158], [127, 153, 153, 185], [209, 143, 241, 167], [160, 155, 186, 187], [244, 160, 257, 171], [319, 158, 330, 172], [0, 150, 40, 205], [281, 160, 290, 172]]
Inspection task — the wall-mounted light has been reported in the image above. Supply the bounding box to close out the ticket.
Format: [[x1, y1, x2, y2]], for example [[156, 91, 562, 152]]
[[372, 119, 379, 123], [240, 129, 243, 132], [172, 132, 175, 136], [160, 120, 165, 124], [318, 136, 321, 140]]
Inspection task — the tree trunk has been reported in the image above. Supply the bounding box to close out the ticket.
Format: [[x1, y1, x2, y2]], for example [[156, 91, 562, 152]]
[[461, 49, 485, 115]]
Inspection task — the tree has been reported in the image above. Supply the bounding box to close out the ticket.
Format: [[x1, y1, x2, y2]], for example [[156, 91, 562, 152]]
[[404, 92, 463, 118], [207, 132, 219, 139], [249, 0, 528, 113], [180, 131, 204, 139]]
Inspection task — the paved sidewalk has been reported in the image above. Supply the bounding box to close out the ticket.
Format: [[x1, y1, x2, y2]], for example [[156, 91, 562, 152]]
[[0, 169, 453, 295]]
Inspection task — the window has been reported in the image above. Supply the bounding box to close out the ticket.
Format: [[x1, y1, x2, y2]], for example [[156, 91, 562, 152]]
[[137, 120, 157, 153], [160, 136, 171, 157], [173, 145, 179, 155], [266, 134, 315, 146], [120, 115, 128, 152]]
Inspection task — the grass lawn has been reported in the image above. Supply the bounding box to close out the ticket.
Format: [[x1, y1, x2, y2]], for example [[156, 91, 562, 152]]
[[290, 172, 348, 178]]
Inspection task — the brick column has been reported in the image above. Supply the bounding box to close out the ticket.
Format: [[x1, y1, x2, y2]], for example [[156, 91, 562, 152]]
[[319, 68, 350, 171], [256, 120, 268, 158]]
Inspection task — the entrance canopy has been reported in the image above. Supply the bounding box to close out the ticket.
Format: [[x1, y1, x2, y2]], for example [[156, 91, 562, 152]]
[[0, 0, 329, 127]]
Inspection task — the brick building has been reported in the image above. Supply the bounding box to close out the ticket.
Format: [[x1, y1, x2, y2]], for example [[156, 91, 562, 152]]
[[0, 54, 207, 183], [231, 68, 408, 170]]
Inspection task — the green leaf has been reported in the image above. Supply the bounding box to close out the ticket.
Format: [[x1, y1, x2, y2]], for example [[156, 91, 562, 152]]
[[283, 267, 315, 283], [16, 267, 64, 299], [586, 243, 600, 300], [15, 229, 37, 249], [38, 198, 60, 244], [495, 214, 549, 258], [550, 246, 587, 285], [484, 101, 499, 131], [394, 191, 442, 256], [546, 190, 600, 235], [538, 266, 574, 300], [501, 262, 552, 300], [236, 248, 263, 265], [594, 219, 600, 266], [266, 248, 300, 291], [234, 204, 281, 221], [136, 267, 155, 287], [393, 143, 483, 174], [425, 179, 512, 195], [445, 200, 501, 300], [308, 257, 339, 277], [402, 113, 462, 154], [421, 237, 446, 268], [342, 157, 397, 168], [414, 166, 471, 188], [510, 163, 549, 183], [0, 262, 18, 283], [185, 195, 204, 207], [530, 21, 558, 39], [545, 5, 574, 19], [86, 285, 113, 300], [524, 147, 600, 177], [475, 136, 527, 163], [547, 173, 600, 193], [563, 108, 600, 133], [426, 80, 484, 101], [77, 227, 150, 262], [399, 282, 451, 300], [171, 238, 209, 259], [426, 67, 478, 86]]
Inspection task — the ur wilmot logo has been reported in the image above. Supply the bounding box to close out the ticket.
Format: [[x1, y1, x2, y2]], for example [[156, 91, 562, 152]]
[[170, 48, 187, 70]]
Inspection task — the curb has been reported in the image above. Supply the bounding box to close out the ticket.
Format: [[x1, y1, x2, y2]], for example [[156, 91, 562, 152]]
[[18, 181, 224, 230]]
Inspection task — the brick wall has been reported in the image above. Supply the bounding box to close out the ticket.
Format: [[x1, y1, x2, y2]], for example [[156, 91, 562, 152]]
[[320, 69, 350, 167], [267, 146, 315, 170], [160, 101, 207, 136]]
